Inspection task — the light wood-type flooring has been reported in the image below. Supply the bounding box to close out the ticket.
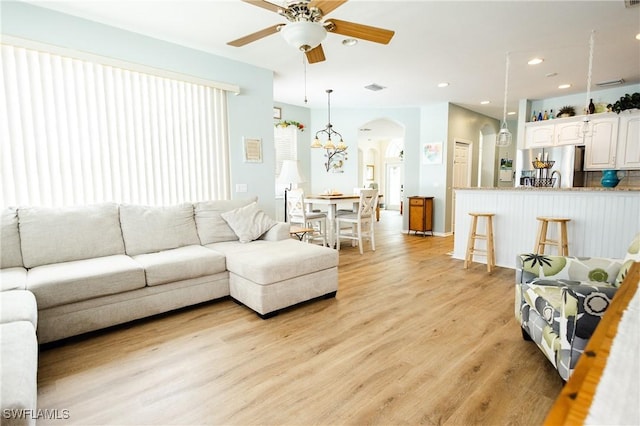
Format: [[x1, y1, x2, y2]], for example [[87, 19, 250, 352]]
[[37, 210, 563, 425]]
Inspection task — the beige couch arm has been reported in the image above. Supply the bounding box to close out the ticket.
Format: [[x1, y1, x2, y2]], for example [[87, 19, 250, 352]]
[[259, 222, 290, 241]]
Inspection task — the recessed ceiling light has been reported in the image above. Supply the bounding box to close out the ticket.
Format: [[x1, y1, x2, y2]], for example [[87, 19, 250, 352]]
[[528, 58, 544, 65], [558, 84, 571, 89], [507, 111, 516, 116], [480, 100, 490, 105], [636, 33, 640, 40], [546, 72, 558, 78], [437, 82, 449, 88], [342, 38, 357, 46]]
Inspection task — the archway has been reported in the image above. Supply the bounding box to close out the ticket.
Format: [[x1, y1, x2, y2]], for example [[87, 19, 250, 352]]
[[357, 118, 405, 212]]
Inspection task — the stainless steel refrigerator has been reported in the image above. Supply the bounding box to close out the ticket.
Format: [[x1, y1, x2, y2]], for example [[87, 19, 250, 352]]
[[515, 145, 586, 188]]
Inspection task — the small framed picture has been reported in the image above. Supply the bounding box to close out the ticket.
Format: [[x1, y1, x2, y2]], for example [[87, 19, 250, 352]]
[[243, 137, 262, 163], [366, 164, 374, 180], [273, 107, 282, 119]]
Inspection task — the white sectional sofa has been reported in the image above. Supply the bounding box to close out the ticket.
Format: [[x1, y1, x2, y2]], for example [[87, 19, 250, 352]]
[[0, 198, 338, 426]]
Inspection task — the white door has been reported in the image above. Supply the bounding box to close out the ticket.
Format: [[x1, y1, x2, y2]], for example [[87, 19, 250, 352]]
[[385, 163, 403, 211], [451, 141, 471, 232]]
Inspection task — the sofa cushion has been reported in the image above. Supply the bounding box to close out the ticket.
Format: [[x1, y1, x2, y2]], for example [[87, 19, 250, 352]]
[[18, 203, 125, 268], [0, 290, 37, 328], [194, 198, 257, 244], [132, 245, 226, 286], [27, 255, 145, 309], [0, 321, 38, 426], [615, 233, 640, 287], [1, 208, 23, 268], [120, 203, 200, 256], [210, 239, 338, 285], [221, 201, 277, 243], [0, 267, 27, 292]]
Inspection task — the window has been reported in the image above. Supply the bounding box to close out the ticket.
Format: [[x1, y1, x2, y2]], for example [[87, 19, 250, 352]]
[[274, 124, 298, 196], [1, 41, 232, 207]]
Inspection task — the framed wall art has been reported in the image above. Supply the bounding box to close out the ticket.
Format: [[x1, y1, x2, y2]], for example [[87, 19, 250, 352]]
[[422, 142, 443, 165], [243, 137, 262, 163]]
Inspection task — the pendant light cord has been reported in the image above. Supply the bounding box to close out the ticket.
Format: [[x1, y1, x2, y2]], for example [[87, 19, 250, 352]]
[[585, 30, 595, 113], [502, 52, 510, 125]]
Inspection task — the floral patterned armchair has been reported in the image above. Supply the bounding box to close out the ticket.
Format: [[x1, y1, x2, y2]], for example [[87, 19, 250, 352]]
[[515, 233, 640, 381]]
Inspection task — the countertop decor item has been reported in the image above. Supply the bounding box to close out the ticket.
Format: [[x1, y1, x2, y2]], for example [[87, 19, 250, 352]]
[[557, 105, 576, 118], [601, 170, 620, 188], [608, 92, 640, 114]]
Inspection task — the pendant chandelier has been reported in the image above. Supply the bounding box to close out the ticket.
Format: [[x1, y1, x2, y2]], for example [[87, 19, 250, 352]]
[[312, 89, 348, 172], [496, 52, 512, 147]]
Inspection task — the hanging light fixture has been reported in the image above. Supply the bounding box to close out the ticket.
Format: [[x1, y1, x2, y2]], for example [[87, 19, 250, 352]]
[[312, 89, 348, 172], [496, 52, 512, 147], [580, 30, 596, 137]]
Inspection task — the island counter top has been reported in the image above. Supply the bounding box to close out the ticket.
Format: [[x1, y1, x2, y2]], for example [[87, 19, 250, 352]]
[[453, 188, 640, 269], [453, 186, 640, 192]]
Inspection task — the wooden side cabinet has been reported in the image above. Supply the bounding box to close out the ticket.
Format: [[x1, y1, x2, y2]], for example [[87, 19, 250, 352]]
[[408, 196, 433, 236]]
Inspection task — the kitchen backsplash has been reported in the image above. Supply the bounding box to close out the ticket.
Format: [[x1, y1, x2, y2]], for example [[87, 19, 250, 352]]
[[585, 170, 640, 188]]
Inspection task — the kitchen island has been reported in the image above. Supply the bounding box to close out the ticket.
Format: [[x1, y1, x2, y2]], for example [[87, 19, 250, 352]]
[[453, 187, 640, 269]]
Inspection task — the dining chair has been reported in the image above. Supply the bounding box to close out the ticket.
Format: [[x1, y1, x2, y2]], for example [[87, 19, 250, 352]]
[[336, 189, 379, 254], [286, 188, 327, 246]]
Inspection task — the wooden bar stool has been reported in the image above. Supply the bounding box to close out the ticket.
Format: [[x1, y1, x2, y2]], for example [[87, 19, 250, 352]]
[[464, 213, 495, 273], [535, 217, 570, 256]]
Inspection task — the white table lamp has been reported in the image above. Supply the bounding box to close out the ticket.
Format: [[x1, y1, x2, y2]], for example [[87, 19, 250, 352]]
[[277, 160, 304, 221]]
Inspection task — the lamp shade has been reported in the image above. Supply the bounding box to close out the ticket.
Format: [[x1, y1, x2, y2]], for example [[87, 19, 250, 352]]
[[277, 160, 305, 185], [280, 21, 326, 52]]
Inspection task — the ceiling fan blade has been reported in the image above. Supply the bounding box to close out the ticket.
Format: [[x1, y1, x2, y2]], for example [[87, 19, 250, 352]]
[[306, 44, 326, 64], [241, 0, 282, 14], [327, 18, 395, 44], [227, 24, 281, 47], [309, 0, 348, 15]]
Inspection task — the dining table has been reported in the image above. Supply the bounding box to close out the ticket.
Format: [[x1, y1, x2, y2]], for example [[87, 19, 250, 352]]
[[304, 193, 382, 248]]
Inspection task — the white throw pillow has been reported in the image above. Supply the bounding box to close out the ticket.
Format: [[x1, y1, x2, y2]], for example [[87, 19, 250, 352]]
[[194, 197, 257, 244], [221, 202, 277, 243]]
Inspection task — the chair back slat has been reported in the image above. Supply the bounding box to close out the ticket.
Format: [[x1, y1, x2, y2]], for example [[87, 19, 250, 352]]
[[358, 189, 379, 220]]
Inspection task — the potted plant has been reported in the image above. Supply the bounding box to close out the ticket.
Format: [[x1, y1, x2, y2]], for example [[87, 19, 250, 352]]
[[608, 92, 640, 114]]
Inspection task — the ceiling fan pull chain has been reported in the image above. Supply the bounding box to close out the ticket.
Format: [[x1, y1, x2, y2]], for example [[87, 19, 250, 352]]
[[303, 54, 308, 104]]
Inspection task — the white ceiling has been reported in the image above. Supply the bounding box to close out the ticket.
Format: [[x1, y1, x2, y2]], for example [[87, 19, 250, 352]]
[[22, 0, 640, 120]]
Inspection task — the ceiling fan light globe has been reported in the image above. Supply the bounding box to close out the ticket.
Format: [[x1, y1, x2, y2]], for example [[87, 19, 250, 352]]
[[280, 21, 327, 52]]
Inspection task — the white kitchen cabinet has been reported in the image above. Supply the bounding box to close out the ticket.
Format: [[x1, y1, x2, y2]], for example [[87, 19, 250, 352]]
[[524, 123, 554, 148], [555, 120, 584, 146], [615, 110, 640, 169], [584, 116, 619, 170]]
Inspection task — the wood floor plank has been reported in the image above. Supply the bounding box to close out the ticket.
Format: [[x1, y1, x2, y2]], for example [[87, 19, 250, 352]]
[[36, 211, 563, 425]]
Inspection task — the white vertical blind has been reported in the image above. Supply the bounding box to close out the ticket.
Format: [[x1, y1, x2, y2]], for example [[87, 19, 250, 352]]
[[1, 43, 231, 207]]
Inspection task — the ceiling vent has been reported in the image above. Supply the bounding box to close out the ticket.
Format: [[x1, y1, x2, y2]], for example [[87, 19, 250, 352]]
[[596, 78, 625, 87], [364, 83, 386, 92], [625, 0, 639, 7]]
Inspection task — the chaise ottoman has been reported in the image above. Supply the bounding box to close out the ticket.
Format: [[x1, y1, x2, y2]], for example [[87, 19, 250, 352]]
[[206, 239, 339, 318]]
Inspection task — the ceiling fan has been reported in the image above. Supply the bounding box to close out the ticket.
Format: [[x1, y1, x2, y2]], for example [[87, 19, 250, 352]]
[[227, 0, 395, 64]]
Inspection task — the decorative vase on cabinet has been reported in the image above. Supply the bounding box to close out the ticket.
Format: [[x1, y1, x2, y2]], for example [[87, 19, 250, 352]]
[[600, 170, 620, 188]]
